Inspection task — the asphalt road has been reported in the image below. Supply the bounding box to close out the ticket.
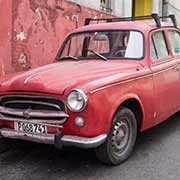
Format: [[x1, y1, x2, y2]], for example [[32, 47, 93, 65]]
[[1, 112, 180, 180]]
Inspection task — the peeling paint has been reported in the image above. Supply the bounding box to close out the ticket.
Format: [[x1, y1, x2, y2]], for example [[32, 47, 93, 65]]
[[1, 63, 5, 76], [35, 8, 42, 21], [16, 31, 26, 41], [18, 52, 27, 65]]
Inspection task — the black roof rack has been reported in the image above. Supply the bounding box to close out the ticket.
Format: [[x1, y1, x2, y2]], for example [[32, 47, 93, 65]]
[[84, 13, 177, 28]]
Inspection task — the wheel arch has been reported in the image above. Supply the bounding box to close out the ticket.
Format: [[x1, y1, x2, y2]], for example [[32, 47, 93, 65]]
[[111, 94, 144, 132]]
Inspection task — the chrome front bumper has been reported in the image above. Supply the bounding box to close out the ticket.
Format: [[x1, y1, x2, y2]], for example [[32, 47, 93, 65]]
[[0, 128, 107, 149]]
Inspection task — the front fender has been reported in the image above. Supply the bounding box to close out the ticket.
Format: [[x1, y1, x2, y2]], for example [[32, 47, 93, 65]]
[[73, 90, 144, 137]]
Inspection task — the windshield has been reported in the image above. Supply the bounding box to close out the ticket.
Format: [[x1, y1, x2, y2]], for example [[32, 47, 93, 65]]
[[57, 30, 144, 60]]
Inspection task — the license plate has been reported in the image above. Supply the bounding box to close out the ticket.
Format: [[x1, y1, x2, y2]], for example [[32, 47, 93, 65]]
[[14, 122, 47, 134]]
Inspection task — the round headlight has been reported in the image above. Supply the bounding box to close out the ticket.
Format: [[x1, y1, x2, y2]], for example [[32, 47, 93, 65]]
[[67, 89, 88, 112]]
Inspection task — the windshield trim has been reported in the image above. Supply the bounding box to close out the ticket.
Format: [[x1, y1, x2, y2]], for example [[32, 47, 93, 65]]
[[56, 29, 145, 61]]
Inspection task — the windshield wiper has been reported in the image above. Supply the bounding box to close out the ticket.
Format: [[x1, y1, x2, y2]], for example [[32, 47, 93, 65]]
[[59, 55, 79, 60], [86, 49, 107, 61]]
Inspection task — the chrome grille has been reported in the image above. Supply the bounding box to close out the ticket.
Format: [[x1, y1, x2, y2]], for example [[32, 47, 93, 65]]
[[0, 95, 68, 124]]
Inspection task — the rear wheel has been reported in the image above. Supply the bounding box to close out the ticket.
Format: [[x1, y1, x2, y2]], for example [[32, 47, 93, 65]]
[[95, 107, 137, 165]]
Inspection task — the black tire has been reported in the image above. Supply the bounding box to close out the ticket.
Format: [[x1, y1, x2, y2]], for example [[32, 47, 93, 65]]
[[95, 107, 137, 165]]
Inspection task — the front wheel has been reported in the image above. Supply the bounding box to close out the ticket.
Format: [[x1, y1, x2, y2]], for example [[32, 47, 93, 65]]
[[95, 107, 137, 165]]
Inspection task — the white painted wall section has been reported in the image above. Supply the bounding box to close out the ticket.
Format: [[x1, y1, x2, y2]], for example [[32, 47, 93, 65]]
[[168, 0, 180, 8], [164, 0, 180, 25], [112, 0, 132, 17], [67, 0, 101, 11], [123, 0, 132, 16], [67, 0, 132, 17]]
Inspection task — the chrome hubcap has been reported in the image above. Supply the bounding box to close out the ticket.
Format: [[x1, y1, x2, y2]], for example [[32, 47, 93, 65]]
[[111, 119, 130, 156]]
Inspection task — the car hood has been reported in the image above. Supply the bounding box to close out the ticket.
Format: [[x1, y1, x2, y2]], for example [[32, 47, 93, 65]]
[[0, 60, 142, 95]]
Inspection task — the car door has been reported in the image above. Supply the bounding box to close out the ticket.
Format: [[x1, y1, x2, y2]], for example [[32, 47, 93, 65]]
[[149, 29, 180, 124], [167, 29, 180, 110]]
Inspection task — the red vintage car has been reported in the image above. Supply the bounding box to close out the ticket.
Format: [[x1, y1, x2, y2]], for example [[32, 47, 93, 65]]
[[0, 14, 179, 165]]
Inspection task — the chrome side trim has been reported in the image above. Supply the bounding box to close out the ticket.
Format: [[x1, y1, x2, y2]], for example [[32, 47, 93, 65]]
[[90, 74, 153, 94], [150, 58, 177, 66], [154, 64, 178, 75], [0, 128, 107, 148], [90, 65, 177, 94]]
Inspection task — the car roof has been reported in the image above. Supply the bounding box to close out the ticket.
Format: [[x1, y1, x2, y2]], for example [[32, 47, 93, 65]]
[[72, 21, 175, 34]]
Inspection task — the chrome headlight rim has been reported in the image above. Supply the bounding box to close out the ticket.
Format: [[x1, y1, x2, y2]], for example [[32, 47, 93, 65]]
[[66, 89, 88, 112]]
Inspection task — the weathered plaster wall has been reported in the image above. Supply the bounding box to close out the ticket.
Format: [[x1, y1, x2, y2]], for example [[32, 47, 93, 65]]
[[0, 0, 113, 75], [0, 0, 12, 76]]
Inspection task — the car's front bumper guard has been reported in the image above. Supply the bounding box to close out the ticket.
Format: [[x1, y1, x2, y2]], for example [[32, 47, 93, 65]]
[[0, 128, 107, 149]]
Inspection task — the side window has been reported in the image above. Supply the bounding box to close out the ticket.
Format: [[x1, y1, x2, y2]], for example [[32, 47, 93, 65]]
[[150, 31, 169, 61], [168, 30, 180, 54], [150, 38, 157, 60]]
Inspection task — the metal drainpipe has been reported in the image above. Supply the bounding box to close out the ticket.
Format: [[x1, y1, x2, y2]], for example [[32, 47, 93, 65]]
[[121, 0, 124, 16], [152, 0, 159, 14], [162, 0, 168, 16]]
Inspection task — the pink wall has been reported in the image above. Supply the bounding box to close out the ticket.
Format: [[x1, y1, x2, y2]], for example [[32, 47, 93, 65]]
[[0, 0, 13, 75], [0, 0, 113, 76]]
